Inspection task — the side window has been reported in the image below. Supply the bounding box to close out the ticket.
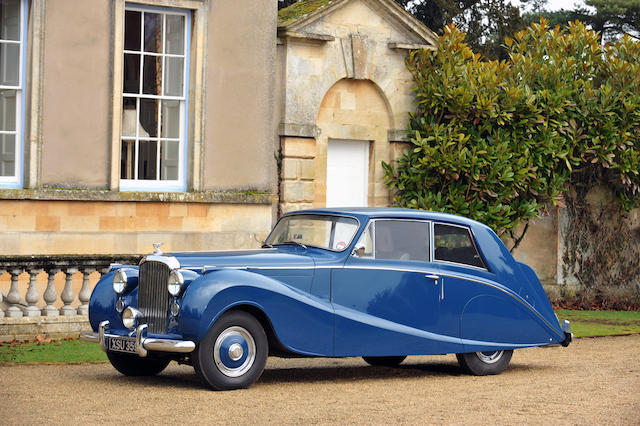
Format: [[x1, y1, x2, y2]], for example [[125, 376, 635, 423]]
[[434, 224, 485, 268], [354, 222, 374, 257], [374, 220, 429, 261]]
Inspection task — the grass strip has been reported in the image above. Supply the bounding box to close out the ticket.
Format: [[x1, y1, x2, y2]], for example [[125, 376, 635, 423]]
[[555, 309, 640, 338], [0, 338, 107, 364]]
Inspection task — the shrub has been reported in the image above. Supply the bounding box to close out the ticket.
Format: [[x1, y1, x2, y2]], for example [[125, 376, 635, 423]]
[[384, 20, 640, 307]]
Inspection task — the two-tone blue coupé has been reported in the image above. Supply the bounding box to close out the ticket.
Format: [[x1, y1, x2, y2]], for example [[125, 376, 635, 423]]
[[81, 208, 571, 390]]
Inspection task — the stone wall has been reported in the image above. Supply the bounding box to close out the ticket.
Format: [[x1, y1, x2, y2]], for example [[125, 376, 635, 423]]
[[0, 198, 273, 255]]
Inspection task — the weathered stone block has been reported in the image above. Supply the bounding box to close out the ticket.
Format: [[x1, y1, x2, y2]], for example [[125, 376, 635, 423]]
[[281, 181, 315, 203], [282, 137, 317, 159], [282, 158, 300, 180], [300, 159, 315, 180]]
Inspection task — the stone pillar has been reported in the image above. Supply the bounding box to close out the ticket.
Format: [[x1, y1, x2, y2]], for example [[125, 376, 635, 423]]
[[42, 268, 60, 316], [6, 269, 24, 318], [280, 136, 317, 215], [24, 268, 42, 317], [60, 268, 78, 316], [77, 268, 95, 315]]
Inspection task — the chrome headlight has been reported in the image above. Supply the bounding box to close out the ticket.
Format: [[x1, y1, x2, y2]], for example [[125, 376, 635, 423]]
[[168, 270, 184, 296], [113, 269, 129, 295], [122, 307, 143, 330]]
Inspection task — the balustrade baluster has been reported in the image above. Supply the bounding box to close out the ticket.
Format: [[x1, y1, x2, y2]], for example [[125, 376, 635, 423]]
[[42, 268, 60, 316], [60, 268, 78, 316], [6, 269, 24, 318], [77, 268, 95, 315], [24, 268, 42, 317]]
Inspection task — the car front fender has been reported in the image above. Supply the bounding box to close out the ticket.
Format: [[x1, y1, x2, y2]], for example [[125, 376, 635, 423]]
[[178, 269, 335, 356]]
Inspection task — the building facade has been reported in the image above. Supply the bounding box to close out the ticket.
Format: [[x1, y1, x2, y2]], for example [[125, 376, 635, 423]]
[[0, 0, 278, 256]]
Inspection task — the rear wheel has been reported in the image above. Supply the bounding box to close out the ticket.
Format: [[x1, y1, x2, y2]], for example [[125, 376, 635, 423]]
[[362, 356, 406, 367], [106, 351, 170, 376], [456, 350, 513, 375], [193, 311, 268, 390]]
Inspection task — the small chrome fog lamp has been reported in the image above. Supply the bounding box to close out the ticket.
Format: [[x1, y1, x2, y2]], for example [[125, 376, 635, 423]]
[[168, 270, 184, 296], [113, 269, 129, 295], [122, 307, 143, 330]]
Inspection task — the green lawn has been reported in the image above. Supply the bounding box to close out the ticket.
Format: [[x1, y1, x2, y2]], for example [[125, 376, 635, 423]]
[[555, 309, 640, 338], [0, 338, 106, 364], [1, 310, 639, 364]]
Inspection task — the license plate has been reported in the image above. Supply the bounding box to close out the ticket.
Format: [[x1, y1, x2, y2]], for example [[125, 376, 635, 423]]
[[108, 336, 137, 354]]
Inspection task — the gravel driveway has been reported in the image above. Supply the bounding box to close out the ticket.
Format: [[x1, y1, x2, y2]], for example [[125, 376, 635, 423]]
[[1, 335, 639, 425]]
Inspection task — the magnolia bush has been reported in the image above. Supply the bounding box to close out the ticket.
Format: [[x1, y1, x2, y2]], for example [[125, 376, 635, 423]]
[[384, 20, 640, 251]]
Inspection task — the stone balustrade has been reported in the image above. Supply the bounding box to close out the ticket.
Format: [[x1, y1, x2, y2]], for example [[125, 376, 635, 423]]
[[0, 255, 140, 340]]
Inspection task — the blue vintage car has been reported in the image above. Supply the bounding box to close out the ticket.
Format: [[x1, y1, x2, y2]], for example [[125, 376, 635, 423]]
[[81, 208, 571, 390]]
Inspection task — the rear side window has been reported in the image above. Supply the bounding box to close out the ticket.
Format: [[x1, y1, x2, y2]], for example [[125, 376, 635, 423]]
[[434, 224, 485, 268], [374, 220, 429, 261]]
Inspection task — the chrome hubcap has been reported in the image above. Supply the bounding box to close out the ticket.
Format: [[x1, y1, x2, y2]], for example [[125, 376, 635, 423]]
[[228, 343, 244, 361], [476, 350, 504, 364], [213, 326, 256, 377]]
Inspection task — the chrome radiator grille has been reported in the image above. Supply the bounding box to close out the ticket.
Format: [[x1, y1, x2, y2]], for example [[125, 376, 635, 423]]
[[138, 261, 170, 334]]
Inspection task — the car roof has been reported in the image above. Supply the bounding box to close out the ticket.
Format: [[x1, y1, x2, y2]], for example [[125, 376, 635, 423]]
[[284, 207, 490, 230]]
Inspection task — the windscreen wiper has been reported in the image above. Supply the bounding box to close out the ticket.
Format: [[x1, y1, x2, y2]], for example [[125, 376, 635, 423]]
[[273, 241, 308, 250]]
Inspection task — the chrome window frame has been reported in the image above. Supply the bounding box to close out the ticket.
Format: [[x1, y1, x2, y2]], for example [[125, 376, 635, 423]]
[[357, 218, 431, 262], [431, 221, 488, 271], [265, 213, 361, 253]]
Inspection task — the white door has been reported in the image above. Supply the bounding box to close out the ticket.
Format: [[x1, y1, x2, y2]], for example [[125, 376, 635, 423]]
[[326, 139, 369, 207]]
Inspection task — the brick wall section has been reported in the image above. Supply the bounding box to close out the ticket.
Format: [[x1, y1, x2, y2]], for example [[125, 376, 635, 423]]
[[280, 137, 317, 214]]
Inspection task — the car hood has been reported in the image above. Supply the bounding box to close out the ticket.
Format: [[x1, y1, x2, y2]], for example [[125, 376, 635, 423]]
[[169, 248, 314, 270]]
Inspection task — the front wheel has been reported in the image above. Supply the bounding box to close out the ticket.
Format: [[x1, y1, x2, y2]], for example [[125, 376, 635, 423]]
[[362, 356, 407, 367], [456, 349, 513, 375], [106, 351, 170, 376], [193, 311, 268, 390]]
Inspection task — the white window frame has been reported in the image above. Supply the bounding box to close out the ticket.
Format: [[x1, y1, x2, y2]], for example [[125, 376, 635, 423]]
[[0, 0, 27, 188], [119, 4, 191, 192]]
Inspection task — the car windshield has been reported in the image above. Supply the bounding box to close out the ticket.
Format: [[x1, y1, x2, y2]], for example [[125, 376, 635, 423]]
[[265, 214, 359, 252]]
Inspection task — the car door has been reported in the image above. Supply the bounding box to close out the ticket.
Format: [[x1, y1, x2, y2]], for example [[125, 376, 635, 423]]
[[331, 219, 461, 356]]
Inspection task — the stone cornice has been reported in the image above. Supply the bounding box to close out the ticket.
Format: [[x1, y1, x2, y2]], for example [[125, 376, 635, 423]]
[[0, 188, 277, 204]]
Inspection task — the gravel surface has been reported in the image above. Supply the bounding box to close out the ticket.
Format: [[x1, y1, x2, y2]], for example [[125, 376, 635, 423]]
[[1, 335, 639, 425]]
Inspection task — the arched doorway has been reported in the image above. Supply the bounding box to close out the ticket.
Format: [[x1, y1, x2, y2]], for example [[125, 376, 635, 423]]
[[315, 78, 393, 207]]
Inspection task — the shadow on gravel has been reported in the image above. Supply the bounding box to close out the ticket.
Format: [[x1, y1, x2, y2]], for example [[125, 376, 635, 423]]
[[80, 360, 550, 390], [259, 362, 463, 384]]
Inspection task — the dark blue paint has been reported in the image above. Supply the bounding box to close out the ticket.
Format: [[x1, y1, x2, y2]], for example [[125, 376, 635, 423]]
[[87, 208, 565, 359]]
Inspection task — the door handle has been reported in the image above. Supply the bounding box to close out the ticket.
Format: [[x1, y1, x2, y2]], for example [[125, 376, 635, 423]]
[[425, 274, 439, 281]]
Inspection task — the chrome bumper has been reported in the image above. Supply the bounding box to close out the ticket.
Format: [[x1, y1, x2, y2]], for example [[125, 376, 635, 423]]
[[79, 320, 195, 357], [561, 320, 573, 347]]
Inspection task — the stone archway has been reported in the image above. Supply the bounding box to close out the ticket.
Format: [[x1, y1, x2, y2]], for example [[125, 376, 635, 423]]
[[314, 78, 393, 207]]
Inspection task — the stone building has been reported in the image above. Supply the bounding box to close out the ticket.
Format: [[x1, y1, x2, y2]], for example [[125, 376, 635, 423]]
[[0, 0, 277, 256], [276, 0, 437, 213]]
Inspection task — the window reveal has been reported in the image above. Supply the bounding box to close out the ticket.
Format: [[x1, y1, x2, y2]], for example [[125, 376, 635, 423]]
[[121, 7, 187, 187], [0, 0, 24, 185]]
